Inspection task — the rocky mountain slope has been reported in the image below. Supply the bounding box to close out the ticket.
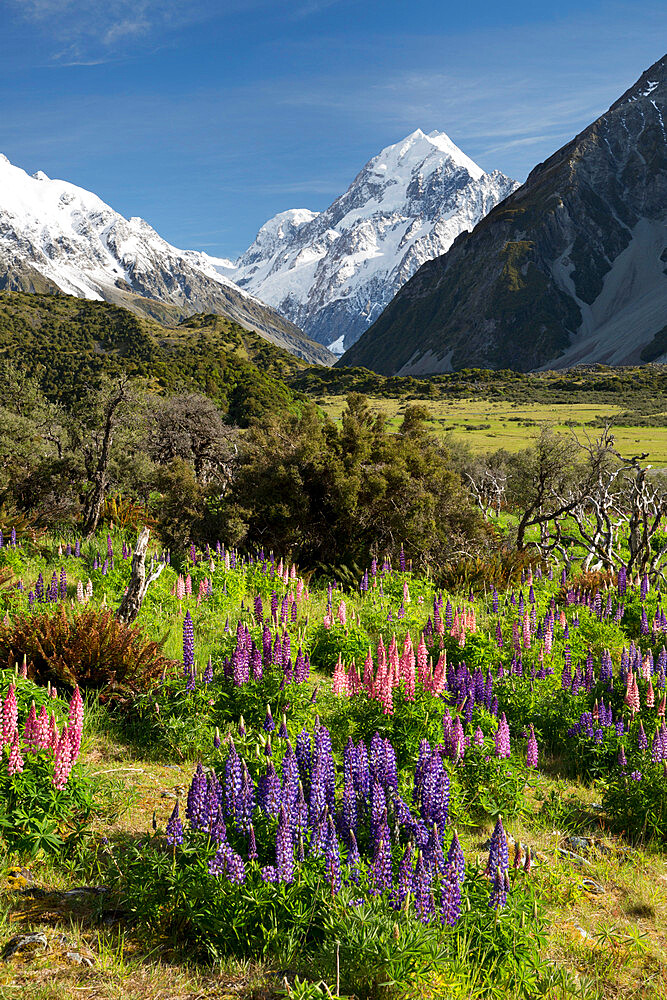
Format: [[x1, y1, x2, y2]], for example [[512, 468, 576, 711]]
[[218, 130, 517, 352], [341, 55, 667, 375], [0, 155, 334, 366]]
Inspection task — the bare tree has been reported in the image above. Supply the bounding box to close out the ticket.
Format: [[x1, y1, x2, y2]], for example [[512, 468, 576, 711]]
[[116, 527, 164, 624], [147, 393, 236, 486], [501, 425, 667, 579], [73, 376, 136, 538]]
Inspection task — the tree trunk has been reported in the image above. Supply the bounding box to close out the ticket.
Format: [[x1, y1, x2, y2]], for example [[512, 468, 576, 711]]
[[82, 381, 128, 538], [116, 528, 164, 625]]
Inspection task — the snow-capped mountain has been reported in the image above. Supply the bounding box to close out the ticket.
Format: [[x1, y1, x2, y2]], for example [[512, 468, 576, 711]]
[[342, 54, 667, 375], [217, 130, 518, 352], [0, 154, 334, 365]]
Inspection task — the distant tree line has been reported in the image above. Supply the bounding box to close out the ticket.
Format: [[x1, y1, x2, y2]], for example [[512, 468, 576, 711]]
[[2, 360, 665, 580]]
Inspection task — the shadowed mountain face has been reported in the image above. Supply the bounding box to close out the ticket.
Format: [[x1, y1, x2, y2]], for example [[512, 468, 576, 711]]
[[340, 55, 667, 376], [0, 154, 334, 367], [218, 129, 517, 353]]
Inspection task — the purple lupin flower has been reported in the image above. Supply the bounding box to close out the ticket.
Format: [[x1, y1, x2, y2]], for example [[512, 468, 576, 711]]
[[324, 815, 342, 894], [185, 763, 208, 830], [618, 745, 628, 768], [485, 816, 508, 875], [258, 761, 282, 817], [275, 805, 295, 883], [420, 750, 450, 828], [412, 851, 434, 923], [223, 743, 243, 819], [182, 610, 194, 673], [165, 801, 183, 845], [392, 842, 414, 910], [341, 779, 357, 841], [440, 862, 461, 926], [294, 731, 312, 790], [263, 705, 275, 732], [446, 830, 465, 884], [203, 657, 213, 684], [59, 567, 67, 600], [637, 722, 648, 752], [209, 842, 246, 883], [369, 812, 393, 896], [488, 867, 510, 910], [236, 764, 256, 832]]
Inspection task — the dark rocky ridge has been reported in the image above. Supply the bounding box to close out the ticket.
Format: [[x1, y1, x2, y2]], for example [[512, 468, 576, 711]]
[[340, 55, 667, 375]]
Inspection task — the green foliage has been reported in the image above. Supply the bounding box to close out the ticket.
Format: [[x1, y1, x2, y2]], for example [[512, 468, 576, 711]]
[[0, 750, 94, 855], [215, 394, 488, 574], [600, 751, 667, 842], [0, 293, 305, 424]]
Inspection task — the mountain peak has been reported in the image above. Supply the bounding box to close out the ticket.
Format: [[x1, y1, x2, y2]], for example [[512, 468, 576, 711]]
[[341, 56, 667, 375], [0, 151, 334, 367], [220, 129, 515, 351]]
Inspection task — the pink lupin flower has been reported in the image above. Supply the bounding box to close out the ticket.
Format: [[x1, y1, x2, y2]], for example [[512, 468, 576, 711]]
[[176, 575, 185, 600], [68, 687, 84, 760], [347, 659, 361, 696], [18, 657, 27, 679], [336, 600, 347, 627], [431, 654, 446, 695], [376, 636, 387, 668], [332, 655, 347, 695], [7, 732, 24, 776], [526, 724, 538, 769], [403, 580, 411, 604], [185, 574, 192, 596], [522, 613, 531, 649], [53, 725, 73, 789], [363, 649, 375, 696], [625, 671, 640, 715], [494, 714, 511, 759], [2, 684, 18, 746], [658, 694, 666, 718], [646, 679, 655, 708], [48, 713, 59, 751], [23, 702, 38, 751], [76, 580, 85, 602], [34, 705, 50, 750], [416, 634, 428, 684], [85, 579, 93, 601]]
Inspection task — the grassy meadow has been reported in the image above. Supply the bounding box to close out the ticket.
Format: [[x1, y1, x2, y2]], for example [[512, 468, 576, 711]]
[[314, 395, 667, 464], [0, 531, 666, 999]]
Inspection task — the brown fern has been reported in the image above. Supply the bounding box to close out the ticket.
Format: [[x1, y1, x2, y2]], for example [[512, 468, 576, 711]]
[[0, 606, 177, 693]]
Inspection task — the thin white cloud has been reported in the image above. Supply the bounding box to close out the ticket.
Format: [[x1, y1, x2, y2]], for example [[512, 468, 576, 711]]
[[10, 0, 225, 61]]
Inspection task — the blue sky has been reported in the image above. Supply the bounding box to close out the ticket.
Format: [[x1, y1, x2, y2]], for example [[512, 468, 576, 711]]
[[2, 1, 665, 257]]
